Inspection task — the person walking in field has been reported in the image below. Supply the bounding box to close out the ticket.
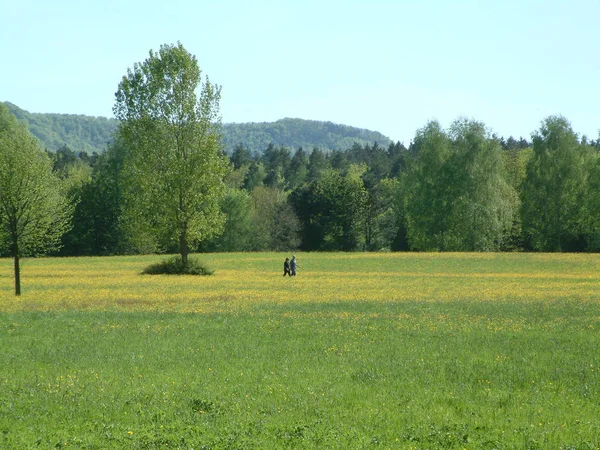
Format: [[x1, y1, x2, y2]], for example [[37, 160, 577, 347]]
[[290, 255, 298, 276], [283, 257, 291, 276]]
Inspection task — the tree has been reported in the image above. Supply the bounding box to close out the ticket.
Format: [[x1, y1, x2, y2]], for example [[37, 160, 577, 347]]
[[307, 147, 328, 181], [0, 104, 72, 295], [586, 147, 600, 250], [59, 140, 129, 256], [114, 42, 229, 263], [448, 119, 517, 251], [244, 161, 266, 191], [292, 165, 367, 251], [501, 146, 532, 250], [230, 144, 252, 169], [286, 147, 308, 190], [201, 188, 253, 252], [363, 177, 398, 251], [261, 144, 291, 189], [404, 121, 455, 250], [404, 119, 516, 251], [54, 156, 93, 256], [521, 116, 589, 251], [249, 186, 300, 251]]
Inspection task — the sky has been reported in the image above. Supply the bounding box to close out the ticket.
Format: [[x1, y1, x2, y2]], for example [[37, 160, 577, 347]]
[[2, 0, 599, 144]]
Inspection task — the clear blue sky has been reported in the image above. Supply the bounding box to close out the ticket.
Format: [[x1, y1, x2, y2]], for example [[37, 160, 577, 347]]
[[2, 0, 599, 144]]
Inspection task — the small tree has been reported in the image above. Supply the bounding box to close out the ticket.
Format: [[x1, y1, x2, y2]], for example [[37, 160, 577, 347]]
[[114, 42, 229, 263], [0, 104, 73, 295]]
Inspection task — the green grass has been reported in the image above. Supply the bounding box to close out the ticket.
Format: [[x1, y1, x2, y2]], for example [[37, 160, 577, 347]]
[[1, 252, 600, 449]]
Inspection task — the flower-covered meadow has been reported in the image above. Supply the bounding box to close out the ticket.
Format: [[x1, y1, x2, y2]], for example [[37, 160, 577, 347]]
[[1, 252, 599, 448]]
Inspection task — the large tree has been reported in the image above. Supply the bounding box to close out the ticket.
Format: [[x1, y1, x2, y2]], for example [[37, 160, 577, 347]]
[[404, 121, 455, 250], [114, 42, 229, 262], [405, 119, 517, 251], [248, 186, 300, 251], [0, 104, 73, 295], [448, 119, 517, 251], [292, 165, 367, 251], [521, 116, 589, 251], [201, 188, 253, 252]]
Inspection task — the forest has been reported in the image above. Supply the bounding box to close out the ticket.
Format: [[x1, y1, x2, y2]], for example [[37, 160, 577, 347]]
[[28, 113, 599, 257], [2, 102, 391, 155]]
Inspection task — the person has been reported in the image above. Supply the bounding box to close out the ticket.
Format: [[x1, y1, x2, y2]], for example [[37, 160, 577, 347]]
[[283, 257, 291, 276], [290, 255, 298, 276]]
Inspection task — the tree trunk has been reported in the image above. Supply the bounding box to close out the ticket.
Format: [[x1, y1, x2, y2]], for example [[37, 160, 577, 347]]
[[13, 243, 21, 296], [179, 232, 188, 265]]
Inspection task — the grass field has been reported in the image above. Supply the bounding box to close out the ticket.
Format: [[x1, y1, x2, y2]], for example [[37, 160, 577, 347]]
[[1, 252, 599, 449]]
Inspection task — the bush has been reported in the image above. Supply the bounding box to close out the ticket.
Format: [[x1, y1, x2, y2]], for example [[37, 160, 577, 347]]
[[142, 256, 214, 276]]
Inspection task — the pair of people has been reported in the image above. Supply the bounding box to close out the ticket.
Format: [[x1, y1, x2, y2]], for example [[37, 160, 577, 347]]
[[283, 255, 298, 276]]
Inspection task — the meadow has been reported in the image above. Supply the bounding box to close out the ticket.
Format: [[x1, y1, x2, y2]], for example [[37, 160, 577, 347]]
[[1, 252, 599, 449]]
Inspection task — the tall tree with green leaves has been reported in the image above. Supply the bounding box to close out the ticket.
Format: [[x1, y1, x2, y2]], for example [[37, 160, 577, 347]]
[[230, 144, 252, 170], [249, 186, 300, 251], [448, 119, 517, 251], [0, 104, 73, 295], [586, 140, 600, 250], [61, 139, 129, 256], [521, 116, 589, 251], [404, 121, 455, 250], [286, 147, 309, 189], [292, 165, 367, 251], [201, 187, 254, 252], [114, 42, 229, 263], [307, 147, 328, 182]]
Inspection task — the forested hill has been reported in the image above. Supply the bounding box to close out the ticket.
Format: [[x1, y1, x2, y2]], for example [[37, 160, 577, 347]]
[[222, 118, 393, 154], [3, 102, 393, 155], [4, 102, 118, 155]]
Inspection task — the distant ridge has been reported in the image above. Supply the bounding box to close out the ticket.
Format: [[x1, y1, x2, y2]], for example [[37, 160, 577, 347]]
[[3, 102, 393, 155], [222, 118, 393, 154], [4, 102, 117, 155]]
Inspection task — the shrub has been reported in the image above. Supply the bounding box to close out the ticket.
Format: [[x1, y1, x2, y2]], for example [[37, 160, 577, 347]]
[[142, 256, 214, 276]]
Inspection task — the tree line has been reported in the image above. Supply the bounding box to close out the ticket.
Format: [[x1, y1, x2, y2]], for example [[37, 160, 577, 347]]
[[42, 114, 600, 256], [2, 42, 600, 295]]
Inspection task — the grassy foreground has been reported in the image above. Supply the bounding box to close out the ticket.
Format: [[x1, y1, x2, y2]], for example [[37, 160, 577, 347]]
[[1, 252, 599, 449]]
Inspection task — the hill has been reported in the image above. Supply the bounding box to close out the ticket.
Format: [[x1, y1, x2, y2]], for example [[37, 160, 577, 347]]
[[3, 102, 393, 155], [222, 118, 393, 154], [4, 102, 118, 155]]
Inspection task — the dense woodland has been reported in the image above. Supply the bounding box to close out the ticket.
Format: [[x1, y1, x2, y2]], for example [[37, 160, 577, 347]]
[[18, 113, 596, 257], [3, 102, 390, 155], [3, 101, 600, 258]]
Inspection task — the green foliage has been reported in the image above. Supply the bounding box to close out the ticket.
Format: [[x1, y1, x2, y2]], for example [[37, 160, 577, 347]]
[[4, 102, 394, 158], [404, 119, 517, 251], [587, 153, 600, 251], [141, 255, 214, 275], [243, 161, 266, 191], [248, 186, 300, 251], [57, 140, 129, 256], [6, 94, 599, 255], [286, 146, 309, 189], [448, 119, 517, 251], [521, 116, 590, 251], [114, 42, 229, 261], [307, 147, 328, 182], [0, 104, 73, 294], [223, 117, 392, 154], [404, 121, 455, 250], [292, 165, 368, 251], [3, 101, 117, 154], [230, 144, 252, 169], [201, 188, 254, 252]]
